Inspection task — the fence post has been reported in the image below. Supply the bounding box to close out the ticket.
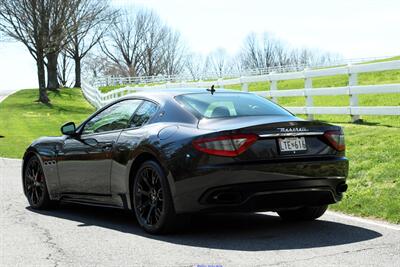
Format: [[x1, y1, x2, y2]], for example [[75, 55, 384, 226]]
[[270, 71, 278, 103], [270, 80, 278, 102], [348, 64, 360, 122], [218, 78, 224, 89], [241, 77, 248, 92], [304, 68, 314, 120]]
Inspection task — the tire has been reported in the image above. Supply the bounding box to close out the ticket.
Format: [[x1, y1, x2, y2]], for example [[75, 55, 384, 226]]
[[277, 205, 328, 221], [23, 155, 56, 209], [133, 160, 179, 234]]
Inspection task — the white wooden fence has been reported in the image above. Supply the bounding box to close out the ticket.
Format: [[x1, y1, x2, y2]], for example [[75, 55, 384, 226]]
[[91, 55, 396, 88], [82, 60, 400, 122]]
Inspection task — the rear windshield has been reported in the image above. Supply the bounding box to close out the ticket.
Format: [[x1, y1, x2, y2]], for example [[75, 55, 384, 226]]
[[175, 93, 291, 118]]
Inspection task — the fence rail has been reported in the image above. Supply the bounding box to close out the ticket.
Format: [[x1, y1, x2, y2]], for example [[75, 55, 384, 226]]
[[91, 55, 397, 87], [81, 60, 400, 121], [92, 64, 312, 87]]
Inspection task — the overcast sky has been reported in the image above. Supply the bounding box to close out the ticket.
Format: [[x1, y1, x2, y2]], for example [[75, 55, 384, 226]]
[[1, 0, 399, 92]]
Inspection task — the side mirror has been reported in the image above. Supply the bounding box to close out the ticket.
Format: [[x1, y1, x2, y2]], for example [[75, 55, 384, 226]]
[[61, 122, 76, 136]]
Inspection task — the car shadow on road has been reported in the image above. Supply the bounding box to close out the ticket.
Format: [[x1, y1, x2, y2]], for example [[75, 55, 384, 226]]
[[27, 204, 382, 251]]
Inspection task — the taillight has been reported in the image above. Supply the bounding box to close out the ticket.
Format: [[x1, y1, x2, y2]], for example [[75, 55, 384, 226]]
[[193, 134, 258, 157], [324, 130, 345, 151]]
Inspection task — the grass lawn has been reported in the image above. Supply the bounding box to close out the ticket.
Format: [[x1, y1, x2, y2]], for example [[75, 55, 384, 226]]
[[0, 88, 95, 158], [99, 82, 167, 93], [291, 114, 399, 224], [99, 84, 129, 93], [326, 116, 399, 224]]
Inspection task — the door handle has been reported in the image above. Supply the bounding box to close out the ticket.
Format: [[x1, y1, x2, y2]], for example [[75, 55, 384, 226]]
[[100, 142, 114, 150]]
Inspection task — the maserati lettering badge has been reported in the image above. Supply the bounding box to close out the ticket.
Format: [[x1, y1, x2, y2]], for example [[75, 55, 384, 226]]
[[277, 127, 308, 132]]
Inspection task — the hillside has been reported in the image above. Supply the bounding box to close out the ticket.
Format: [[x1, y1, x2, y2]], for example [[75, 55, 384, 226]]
[[0, 88, 95, 158]]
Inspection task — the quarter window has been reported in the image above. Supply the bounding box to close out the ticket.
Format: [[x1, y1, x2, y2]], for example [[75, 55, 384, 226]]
[[82, 100, 142, 134], [129, 101, 158, 128]]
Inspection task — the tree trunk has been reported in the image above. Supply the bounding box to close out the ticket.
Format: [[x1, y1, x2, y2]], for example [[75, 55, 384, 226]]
[[74, 56, 81, 88], [37, 54, 50, 104], [46, 52, 59, 90]]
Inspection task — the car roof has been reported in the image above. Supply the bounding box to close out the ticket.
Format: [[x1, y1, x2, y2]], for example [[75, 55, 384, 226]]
[[134, 87, 239, 96], [116, 87, 248, 103]]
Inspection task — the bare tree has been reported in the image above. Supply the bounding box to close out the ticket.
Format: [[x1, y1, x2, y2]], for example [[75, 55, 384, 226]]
[[185, 53, 207, 80], [65, 0, 116, 88], [0, 0, 47, 102], [230, 56, 244, 76], [288, 48, 317, 66], [161, 30, 187, 76], [45, 1, 81, 90], [239, 32, 341, 72], [260, 33, 277, 68], [100, 9, 150, 77], [208, 48, 232, 78], [240, 32, 277, 70], [0, 30, 5, 41], [141, 11, 168, 76], [82, 52, 118, 78], [57, 50, 73, 87], [274, 41, 291, 67], [0, 0, 78, 103]]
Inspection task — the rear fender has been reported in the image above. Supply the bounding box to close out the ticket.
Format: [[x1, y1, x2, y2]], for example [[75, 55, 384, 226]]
[[116, 145, 176, 210]]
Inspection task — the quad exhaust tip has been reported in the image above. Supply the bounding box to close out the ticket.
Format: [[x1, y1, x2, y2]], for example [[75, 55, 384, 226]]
[[211, 192, 242, 204]]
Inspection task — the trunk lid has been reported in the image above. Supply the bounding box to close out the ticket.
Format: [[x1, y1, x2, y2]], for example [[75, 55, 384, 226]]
[[197, 116, 343, 160]]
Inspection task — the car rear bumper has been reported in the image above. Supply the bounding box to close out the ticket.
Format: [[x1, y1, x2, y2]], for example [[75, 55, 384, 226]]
[[171, 157, 348, 213]]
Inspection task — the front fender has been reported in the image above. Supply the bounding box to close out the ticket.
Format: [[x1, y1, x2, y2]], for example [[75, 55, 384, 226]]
[[22, 139, 62, 200]]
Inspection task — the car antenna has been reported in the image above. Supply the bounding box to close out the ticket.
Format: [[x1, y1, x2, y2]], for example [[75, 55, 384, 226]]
[[207, 85, 216, 95]]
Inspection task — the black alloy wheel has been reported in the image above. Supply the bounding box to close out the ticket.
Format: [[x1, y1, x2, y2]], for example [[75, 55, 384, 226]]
[[24, 155, 53, 209], [133, 161, 178, 234]]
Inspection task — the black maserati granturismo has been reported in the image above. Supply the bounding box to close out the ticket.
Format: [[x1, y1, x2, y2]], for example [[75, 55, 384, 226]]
[[22, 88, 348, 234]]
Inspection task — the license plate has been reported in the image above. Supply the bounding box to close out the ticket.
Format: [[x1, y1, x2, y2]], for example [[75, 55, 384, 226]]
[[279, 137, 307, 152]]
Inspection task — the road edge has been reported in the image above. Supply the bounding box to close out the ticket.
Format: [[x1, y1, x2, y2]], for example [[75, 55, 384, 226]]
[[326, 210, 400, 231], [0, 89, 17, 104]]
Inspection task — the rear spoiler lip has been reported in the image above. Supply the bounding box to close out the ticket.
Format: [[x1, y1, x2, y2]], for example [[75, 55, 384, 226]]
[[259, 131, 325, 138]]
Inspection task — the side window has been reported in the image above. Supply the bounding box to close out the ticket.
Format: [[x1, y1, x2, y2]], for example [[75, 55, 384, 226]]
[[82, 100, 142, 134], [129, 101, 158, 128]]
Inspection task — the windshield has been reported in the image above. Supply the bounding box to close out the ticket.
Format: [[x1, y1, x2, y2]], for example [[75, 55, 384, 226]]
[[176, 92, 292, 118]]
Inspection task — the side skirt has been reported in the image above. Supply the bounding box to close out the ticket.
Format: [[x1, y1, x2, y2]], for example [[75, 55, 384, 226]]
[[59, 193, 128, 210]]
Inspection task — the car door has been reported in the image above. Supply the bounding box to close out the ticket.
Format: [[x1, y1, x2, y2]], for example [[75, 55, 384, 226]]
[[111, 100, 159, 194], [57, 99, 143, 195]]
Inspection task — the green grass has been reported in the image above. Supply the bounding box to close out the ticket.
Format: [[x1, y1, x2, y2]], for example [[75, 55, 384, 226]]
[[269, 114, 399, 224], [327, 117, 400, 223], [99, 82, 167, 93], [0, 88, 95, 158], [224, 69, 400, 110], [360, 55, 400, 64], [99, 84, 128, 93]]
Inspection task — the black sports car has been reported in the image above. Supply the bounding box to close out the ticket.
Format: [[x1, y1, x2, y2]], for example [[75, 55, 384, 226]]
[[22, 88, 348, 234]]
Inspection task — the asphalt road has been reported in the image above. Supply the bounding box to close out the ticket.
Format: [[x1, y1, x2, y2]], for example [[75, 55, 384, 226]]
[[1, 158, 399, 267], [0, 89, 15, 103]]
